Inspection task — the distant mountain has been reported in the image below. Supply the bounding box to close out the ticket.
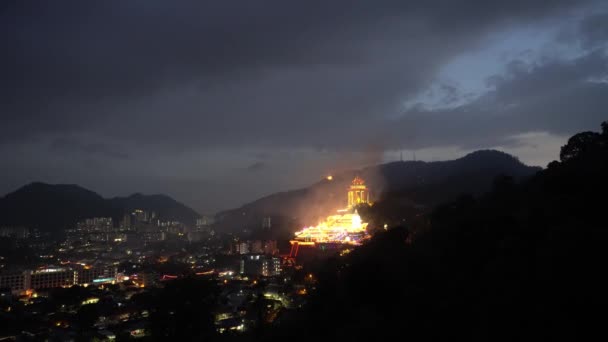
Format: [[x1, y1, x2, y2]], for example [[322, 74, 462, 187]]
[[0, 183, 200, 233], [216, 150, 541, 234], [376, 150, 542, 205], [108, 193, 201, 227]]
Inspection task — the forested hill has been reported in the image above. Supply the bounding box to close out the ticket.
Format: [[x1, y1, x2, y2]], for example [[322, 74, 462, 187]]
[[0, 183, 200, 233], [216, 149, 540, 233], [267, 121, 608, 341]]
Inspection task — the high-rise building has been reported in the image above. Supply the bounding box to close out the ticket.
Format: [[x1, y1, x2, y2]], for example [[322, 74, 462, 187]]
[[77, 217, 113, 232], [250, 240, 263, 254], [67, 218, 116, 244], [1, 266, 117, 293], [30, 268, 75, 289], [262, 217, 272, 230], [187, 231, 205, 242], [120, 213, 132, 230], [263, 240, 278, 255], [75, 265, 117, 285], [0, 271, 30, 293], [141, 270, 159, 288], [235, 241, 250, 254], [239, 255, 281, 277], [269, 257, 281, 276], [0, 226, 30, 239], [132, 209, 149, 223], [196, 216, 215, 229]]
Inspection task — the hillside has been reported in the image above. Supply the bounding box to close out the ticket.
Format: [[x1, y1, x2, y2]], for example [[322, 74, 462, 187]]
[[216, 149, 541, 234], [264, 121, 608, 341], [0, 183, 201, 233]]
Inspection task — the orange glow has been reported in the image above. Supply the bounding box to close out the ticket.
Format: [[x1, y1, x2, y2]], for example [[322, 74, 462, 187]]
[[326, 175, 333, 181], [195, 269, 215, 275], [339, 248, 352, 256], [291, 176, 371, 251], [292, 241, 315, 246], [347, 176, 370, 207], [291, 210, 369, 246]]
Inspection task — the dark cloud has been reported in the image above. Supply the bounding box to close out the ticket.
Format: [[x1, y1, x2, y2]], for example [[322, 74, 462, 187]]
[[49, 137, 130, 160], [578, 11, 608, 49], [245, 161, 266, 172], [0, 0, 590, 144], [389, 50, 608, 149], [0, 0, 606, 212]]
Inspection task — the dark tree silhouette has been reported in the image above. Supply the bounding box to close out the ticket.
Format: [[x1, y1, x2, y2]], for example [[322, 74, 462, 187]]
[[264, 121, 608, 342], [560, 131, 601, 162], [135, 277, 219, 340]]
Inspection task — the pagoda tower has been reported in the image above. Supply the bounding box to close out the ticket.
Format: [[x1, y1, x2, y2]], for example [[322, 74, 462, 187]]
[[347, 176, 370, 208]]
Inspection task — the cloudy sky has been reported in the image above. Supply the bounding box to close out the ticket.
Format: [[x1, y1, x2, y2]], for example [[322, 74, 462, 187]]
[[1, 1, 607, 213]]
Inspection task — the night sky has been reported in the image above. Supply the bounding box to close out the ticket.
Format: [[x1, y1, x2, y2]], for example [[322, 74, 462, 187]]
[[1, 1, 607, 214]]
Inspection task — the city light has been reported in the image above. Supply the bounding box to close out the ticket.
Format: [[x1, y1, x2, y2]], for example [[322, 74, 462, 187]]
[[93, 277, 115, 283], [82, 297, 100, 305]]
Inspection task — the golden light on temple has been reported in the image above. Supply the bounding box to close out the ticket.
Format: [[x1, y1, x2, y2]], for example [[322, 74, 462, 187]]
[[290, 176, 372, 251], [347, 176, 370, 208]]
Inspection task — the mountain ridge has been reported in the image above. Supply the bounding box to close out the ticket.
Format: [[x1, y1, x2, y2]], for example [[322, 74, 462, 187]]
[[216, 149, 541, 234], [0, 183, 201, 233]]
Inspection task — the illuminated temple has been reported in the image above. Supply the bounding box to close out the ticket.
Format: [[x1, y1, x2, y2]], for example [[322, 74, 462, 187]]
[[290, 177, 371, 252], [348, 176, 369, 207]]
